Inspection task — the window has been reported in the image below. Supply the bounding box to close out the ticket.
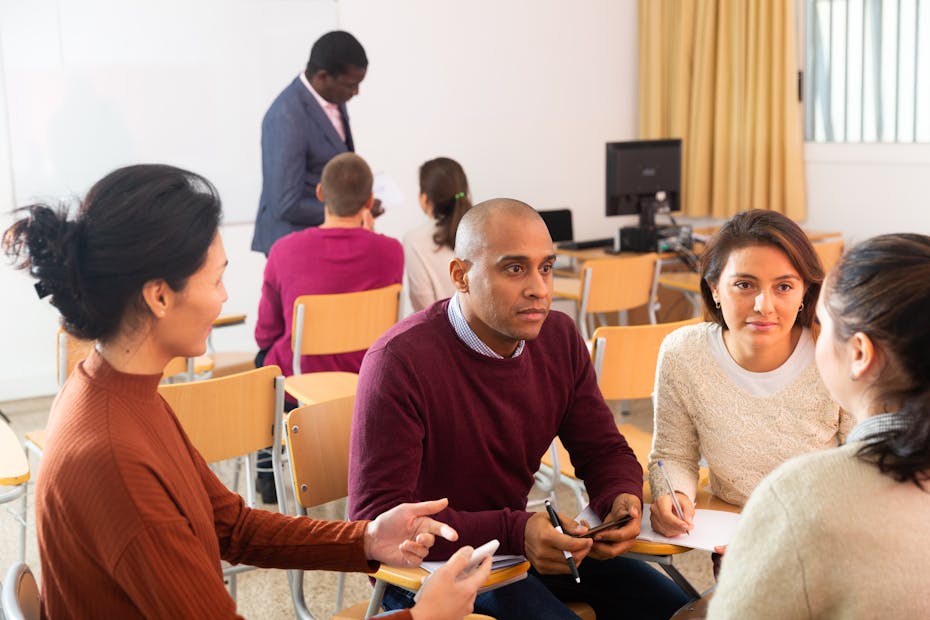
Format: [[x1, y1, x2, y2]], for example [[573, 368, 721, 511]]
[[805, 0, 930, 142]]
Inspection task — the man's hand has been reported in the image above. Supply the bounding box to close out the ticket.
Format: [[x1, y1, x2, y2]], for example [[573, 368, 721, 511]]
[[649, 491, 695, 537], [364, 498, 458, 567], [370, 198, 385, 218], [524, 511, 592, 574], [410, 545, 491, 620], [587, 494, 642, 560]]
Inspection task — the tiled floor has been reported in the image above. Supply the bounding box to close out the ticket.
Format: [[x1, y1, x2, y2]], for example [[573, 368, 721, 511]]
[[0, 396, 713, 618]]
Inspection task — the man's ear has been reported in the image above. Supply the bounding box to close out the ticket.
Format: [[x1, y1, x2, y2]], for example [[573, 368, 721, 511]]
[[849, 331, 880, 381], [362, 193, 374, 211], [141, 279, 172, 318], [450, 258, 470, 293], [316, 183, 324, 202]]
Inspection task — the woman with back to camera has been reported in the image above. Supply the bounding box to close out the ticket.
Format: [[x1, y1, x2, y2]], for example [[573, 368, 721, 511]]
[[403, 157, 472, 312], [3, 164, 489, 619], [648, 209, 853, 535], [708, 233, 930, 617]]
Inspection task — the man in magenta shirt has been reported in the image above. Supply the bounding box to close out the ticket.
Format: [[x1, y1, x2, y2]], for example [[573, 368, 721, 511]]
[[254, 152, 402, 379], [349, 200, 687, 619], [254, 152, 402, 503]]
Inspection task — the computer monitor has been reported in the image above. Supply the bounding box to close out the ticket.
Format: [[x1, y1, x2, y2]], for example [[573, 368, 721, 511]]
[[537, 208, 574, 243], [605, 139, 682, 228]]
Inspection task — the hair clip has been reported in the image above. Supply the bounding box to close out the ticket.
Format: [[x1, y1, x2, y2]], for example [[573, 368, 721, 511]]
[[34, 281, 52, 300], [453, 191, 465, 200]]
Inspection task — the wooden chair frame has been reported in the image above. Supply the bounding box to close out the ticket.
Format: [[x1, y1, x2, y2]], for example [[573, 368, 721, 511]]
[[158, 365, 286, 600], [2, 562, 40, 620], [576, 254, 662, 340], [286, 284, 401, 405]]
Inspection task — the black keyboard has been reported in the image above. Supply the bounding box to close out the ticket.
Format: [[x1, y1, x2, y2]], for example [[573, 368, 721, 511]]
[[557, 237, 614, 250]]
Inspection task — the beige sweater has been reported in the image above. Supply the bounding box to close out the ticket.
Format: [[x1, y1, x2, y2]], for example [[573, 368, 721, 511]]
[[648, 323, 852, 505], [403, 220, 455, 312], [708, 442, 930, 618]]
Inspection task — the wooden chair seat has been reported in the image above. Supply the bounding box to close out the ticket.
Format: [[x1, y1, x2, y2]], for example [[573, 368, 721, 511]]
[[208, 351, 256, 378], [284, 371, 359, 405]]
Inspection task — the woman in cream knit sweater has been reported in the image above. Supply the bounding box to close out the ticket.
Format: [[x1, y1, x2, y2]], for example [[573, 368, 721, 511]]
[[709, 233, 930, 617], [648, 210, 853, 534]]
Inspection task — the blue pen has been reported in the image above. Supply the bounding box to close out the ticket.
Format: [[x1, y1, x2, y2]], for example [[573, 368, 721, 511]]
[[544, 499, 581, 583], [657, 459, 690, 534]]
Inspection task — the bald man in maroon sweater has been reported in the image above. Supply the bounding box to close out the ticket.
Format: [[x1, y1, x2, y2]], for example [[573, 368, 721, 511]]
[[349, 199, 687, 619]]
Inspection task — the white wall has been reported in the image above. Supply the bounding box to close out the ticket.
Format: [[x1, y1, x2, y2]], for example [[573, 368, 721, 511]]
[[804, 143, 930, 243], [1, 0, 928, 401], [0, 0, 641, 400]]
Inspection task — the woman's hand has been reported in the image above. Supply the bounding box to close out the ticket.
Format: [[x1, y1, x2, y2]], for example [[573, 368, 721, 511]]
[[364, 498, 457, 567], [410, 545, 491, 620], [649, 492, 695, 537]]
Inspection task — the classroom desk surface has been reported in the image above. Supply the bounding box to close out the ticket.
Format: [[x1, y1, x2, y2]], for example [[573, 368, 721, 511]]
[[554, 228, 840, 263]]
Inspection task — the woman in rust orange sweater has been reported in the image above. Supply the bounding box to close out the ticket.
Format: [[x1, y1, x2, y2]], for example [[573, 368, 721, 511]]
[[4, 164, 489, 619]]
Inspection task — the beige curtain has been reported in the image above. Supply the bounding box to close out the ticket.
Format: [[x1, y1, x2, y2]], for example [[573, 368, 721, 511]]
[[639, 0, 806, 220]]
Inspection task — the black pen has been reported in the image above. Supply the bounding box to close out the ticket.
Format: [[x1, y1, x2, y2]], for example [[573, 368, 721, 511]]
[[544, 499, 580, 583]]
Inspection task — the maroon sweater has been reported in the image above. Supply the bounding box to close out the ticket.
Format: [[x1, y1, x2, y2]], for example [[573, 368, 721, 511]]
[[348, 301, 643, 559], [37, 351, 391, 619]]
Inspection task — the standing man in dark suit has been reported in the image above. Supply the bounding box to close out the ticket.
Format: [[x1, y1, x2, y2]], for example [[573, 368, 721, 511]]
[[252, 30, 374, 255]]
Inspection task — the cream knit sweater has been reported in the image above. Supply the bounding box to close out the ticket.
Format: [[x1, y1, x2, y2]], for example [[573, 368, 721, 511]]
[[708, 442, 930, 618], [648, 323, 852, 506]]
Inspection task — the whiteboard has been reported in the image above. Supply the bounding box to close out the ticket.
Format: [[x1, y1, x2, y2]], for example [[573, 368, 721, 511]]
[[0, 0, 337, 223]]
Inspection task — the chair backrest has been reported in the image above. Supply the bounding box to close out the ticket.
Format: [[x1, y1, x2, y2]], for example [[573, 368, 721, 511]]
[[2, 562, 40, 620], [813, 238, 844, 273], [580, 253, 660, 314], [284, 394, 355, 510], [291, 284, 402, 372], [158, 365, 284, 464], [537, 208, 574, 243], [56, 328, 94, 386], [591, 317, 701, 400]]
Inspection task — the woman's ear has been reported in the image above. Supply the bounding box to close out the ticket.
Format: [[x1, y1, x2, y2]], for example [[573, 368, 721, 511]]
[[848, 331, 880, 381], [141, 279, 171, 318]]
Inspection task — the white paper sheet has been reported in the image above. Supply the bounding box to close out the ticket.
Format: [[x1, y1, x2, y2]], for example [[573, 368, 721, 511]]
[[638, 505, 740, 552], [576, 504, 740, 553], [372, 171, 405, 209]]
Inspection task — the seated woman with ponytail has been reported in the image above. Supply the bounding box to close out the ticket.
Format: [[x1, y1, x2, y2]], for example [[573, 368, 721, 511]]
[[403, 157, 473, 312], [3, 164, 489, 619], [709, 233, 930, 618]]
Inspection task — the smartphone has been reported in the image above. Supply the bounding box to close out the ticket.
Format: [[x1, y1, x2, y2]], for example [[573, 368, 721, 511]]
[[574, 515, 633, 538], [462, 539, 499, 576], [414, 539, 499, 602]]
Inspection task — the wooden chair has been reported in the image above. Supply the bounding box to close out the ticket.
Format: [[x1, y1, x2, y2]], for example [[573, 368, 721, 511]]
[[158, 365, 286, 601], [553, 254, 661, 340], [538, 317, 701, 511], [281, 395, 536, 620], [2, 562, 40, 620], [813, 237, 844, 273], [1, 418, 30, 563], [285, 284, 402, 405]]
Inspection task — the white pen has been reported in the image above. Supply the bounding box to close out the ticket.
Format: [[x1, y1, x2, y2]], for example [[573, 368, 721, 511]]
[[657, 459, 689, 534]]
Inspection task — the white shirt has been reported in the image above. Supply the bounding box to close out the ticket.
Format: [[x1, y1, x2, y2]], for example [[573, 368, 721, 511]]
[[707, 323, 814, 397]]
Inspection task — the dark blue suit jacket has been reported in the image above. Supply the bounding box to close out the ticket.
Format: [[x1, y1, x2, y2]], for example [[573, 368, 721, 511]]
[[251, 77, 354, 254]]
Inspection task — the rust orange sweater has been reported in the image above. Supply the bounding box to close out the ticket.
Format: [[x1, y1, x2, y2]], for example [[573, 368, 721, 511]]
[[36, 351, 399, 619]]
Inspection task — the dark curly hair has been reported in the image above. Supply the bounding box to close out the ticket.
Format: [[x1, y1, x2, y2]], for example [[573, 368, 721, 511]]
[[4, 164, 222, 342]]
